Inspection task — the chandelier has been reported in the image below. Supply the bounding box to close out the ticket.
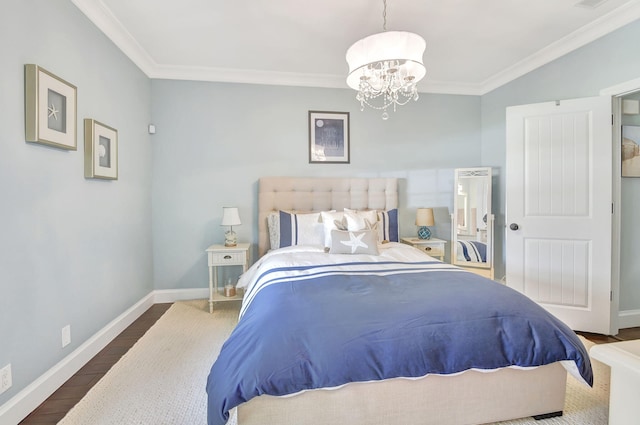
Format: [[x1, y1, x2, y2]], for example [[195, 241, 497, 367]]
[[346, 0, 426, 120]]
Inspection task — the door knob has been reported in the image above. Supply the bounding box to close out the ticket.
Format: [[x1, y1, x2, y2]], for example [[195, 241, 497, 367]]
[[509, 223, 519, 231]]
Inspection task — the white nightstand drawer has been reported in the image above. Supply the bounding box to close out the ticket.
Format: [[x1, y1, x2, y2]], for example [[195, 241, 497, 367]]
[[400, 237, 447, 262], [417, 245, 444, 256], [209, 251, 246, 266]]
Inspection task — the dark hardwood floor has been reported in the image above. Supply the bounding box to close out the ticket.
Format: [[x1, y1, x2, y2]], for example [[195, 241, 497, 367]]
[[16, 302, 640, 425], [19, 303, 172, 425], [577, 327, 640, 344]]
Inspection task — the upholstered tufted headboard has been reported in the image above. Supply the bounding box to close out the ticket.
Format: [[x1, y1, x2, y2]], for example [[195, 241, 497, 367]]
[[258, 177, 398, 257]]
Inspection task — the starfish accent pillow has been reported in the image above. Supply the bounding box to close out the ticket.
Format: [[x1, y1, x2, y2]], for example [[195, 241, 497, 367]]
[[329, 229, 379, 255]]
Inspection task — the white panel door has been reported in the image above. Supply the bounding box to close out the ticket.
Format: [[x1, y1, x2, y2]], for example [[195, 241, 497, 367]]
[[506, 96, 614, 335]]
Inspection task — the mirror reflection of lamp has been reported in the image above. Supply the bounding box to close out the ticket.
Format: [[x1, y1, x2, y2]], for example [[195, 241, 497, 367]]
[[415, 208, 435, 240], [221, 207, 241, 247]]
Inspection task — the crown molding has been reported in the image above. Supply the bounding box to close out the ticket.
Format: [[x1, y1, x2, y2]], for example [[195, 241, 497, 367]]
[[149, 64, 348, 89], [71, 0, 158, 75], [150, 66, 486, 96], [479, 0, 640, 94], [418, 80, 484, 96], [600, 76, 640, 96], [72, 0, 640, 96]]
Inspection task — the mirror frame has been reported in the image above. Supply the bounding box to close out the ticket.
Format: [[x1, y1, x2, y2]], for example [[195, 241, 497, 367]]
[[451, 167, 494, 279]]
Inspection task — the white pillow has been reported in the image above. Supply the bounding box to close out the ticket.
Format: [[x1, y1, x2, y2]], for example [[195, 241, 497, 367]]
[[320, 210, 345, 248], [344, 209, 378, 231]]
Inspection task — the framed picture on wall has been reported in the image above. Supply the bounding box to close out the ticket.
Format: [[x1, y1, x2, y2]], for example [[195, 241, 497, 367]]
[[308, 111, 350, 164], [24, 64, 77, 150], [84, 119, 118, 180], [622, 125, 640, 177]]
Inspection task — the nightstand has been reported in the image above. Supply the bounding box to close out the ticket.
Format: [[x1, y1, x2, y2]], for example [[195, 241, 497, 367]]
[[401, 237, 446, 261], [206, 243, 250, 313]]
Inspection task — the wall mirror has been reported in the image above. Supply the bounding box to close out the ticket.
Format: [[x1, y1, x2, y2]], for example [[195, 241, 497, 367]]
[[451, 167, 494, 279]]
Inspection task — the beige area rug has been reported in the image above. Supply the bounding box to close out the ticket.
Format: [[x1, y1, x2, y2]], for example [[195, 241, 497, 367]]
[[58, 300, 610, 425], [58, 300, 239, 425]]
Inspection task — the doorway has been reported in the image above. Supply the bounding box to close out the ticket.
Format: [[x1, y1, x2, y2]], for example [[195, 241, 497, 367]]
[[609, 85, 640, 330]]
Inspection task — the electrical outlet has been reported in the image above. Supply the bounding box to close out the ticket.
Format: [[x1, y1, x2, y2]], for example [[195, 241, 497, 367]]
[[62, 325, 71, 348], [0, 364, 12, 394]]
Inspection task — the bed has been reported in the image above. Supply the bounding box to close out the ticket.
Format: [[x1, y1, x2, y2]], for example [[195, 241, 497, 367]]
[[206, 177, 592, 425]]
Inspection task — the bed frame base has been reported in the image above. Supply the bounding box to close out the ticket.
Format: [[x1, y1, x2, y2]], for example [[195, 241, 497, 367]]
[[237, 362, 567, 425], [533, 411, 563, 420]]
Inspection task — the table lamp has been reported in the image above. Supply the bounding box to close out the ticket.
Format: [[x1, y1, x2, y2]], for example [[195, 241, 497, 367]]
[[221, 207, 241, 247], [415, 208, 435, 239]]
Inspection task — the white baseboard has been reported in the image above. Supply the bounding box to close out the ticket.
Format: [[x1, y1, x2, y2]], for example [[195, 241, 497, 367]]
[[153, 288, 209, 303], [0, 288, 208, 425], [618, 309, 640, 329]]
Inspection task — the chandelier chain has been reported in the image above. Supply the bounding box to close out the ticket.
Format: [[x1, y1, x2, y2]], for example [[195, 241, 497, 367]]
[[382, 0, 387, 31]]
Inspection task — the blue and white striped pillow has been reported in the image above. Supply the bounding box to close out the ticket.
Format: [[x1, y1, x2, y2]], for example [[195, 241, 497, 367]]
[[278, 211, 324, 248], [376, 209, 399, 243]]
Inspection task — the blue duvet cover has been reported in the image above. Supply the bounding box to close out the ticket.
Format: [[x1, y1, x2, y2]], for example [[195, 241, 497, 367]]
[[206, 246, 592, 425]]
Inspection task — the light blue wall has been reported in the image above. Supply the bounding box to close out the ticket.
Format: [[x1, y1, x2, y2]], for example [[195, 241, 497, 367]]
[[480, 20, 640, 294], [150, 80, 481, 288], [0, 0, 152, 405]]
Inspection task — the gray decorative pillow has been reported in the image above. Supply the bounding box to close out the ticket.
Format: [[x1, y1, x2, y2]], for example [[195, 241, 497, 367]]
[[329, 229, 379, 255]]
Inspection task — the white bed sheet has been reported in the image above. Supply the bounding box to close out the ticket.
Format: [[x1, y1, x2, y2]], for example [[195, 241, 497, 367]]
[[238, 243, 437, 288]]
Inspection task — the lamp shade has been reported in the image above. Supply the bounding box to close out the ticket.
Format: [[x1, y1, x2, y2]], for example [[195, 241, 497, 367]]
[[346, 31, 426, 90], [415, 208, 435, 227], [220, 207, 241, 226]]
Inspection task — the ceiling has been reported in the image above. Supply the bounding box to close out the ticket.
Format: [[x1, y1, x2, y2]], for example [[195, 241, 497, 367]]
[[71, 0, 640, 95]]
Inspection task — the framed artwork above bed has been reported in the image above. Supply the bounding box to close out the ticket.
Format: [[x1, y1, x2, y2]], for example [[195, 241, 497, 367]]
[[308, 111, 350, 164]]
